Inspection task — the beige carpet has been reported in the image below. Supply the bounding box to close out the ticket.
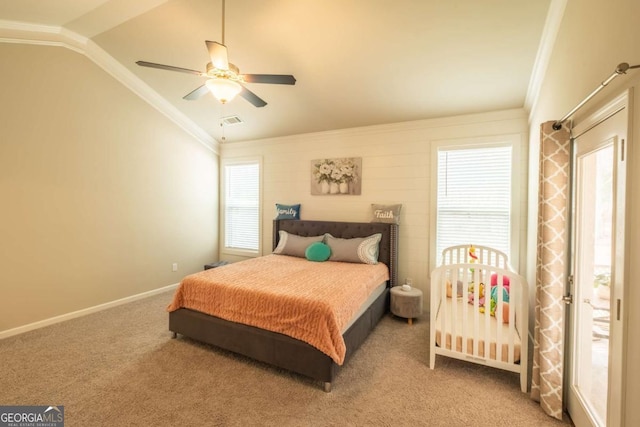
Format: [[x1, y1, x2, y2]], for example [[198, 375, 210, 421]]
[[0, 290, 570, 426]]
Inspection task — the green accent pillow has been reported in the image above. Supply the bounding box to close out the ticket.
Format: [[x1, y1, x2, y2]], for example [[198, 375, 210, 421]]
[[305, 242, 331, 262]]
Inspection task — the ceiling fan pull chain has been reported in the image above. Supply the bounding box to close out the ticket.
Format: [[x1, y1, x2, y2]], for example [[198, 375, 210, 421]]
[[220, 104, 227, 142]]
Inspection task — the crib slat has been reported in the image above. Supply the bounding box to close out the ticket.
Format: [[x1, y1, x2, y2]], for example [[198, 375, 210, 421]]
[[482, 268, 491, 362], [496, 271, 504, 363], [472, 267, 481, 358], [443, 269, 450, 354], [507, 277, 516, 364], [462, 268, 471, 356]]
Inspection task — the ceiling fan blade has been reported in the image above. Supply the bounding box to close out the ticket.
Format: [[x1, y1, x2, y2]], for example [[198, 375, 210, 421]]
[[136, 61, 203, 76], [239, 85, 267, 108], [183, 84, 210, 101], [241, 74, 296, 85], [205, 40, 229, 70]]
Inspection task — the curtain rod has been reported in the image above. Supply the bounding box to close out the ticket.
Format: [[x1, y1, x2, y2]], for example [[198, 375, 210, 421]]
[[552, 62, 640, 130]]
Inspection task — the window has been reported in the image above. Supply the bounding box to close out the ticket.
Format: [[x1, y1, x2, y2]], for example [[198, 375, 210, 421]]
[[222, 159, 260, 254], [432, 136, 519, 266]]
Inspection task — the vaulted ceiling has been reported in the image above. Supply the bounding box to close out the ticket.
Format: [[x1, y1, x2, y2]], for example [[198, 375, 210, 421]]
[[0, 0, 552, 143]]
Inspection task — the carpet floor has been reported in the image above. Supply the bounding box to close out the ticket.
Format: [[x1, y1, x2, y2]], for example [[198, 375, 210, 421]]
[[0, 290, 571, 426]]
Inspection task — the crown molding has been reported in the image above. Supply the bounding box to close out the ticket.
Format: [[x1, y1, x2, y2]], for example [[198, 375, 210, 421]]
[[524, 0, 568, 122], [0, 19, 218, 154], [223, 108, 527, 150]]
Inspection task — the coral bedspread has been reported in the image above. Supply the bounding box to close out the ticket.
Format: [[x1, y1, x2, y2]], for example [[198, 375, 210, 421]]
[[167, 254, 390, 365]]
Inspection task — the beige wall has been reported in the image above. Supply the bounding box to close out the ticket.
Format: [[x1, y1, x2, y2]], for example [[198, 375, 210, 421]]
[[527, 0, 640, 423], [0, 43, 218, 333], [220, 109, 529, 308]]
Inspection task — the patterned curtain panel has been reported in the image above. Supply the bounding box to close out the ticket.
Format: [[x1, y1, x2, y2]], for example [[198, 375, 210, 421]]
[[530, 121, 570, 420]]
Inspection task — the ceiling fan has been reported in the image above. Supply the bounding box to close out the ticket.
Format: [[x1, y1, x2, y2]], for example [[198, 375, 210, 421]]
[[136, 0, 296, 107]]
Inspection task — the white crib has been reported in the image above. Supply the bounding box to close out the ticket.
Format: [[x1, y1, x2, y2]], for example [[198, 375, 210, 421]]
[[429, 245, 528, 392]]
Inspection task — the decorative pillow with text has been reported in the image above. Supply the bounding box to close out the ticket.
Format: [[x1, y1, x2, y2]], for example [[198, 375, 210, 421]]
[[371, 204, 402, 224], [275, 203, 301, 220]]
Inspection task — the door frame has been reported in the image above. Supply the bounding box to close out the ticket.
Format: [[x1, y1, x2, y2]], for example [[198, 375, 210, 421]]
[[565, 89, 631, 426]]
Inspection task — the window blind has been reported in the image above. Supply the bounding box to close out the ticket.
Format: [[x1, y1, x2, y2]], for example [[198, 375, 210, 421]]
[[436, 146, 512, 262], [224, 162, 259, 252]]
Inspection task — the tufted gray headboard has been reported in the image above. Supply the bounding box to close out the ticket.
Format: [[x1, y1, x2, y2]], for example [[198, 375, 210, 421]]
[[273, 219, 399, 287]]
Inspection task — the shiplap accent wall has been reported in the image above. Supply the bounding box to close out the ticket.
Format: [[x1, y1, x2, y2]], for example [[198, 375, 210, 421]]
[[220, 108, 529, 307]]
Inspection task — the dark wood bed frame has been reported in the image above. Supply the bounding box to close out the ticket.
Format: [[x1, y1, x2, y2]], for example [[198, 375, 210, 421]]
[[168, 219, 399, 391]]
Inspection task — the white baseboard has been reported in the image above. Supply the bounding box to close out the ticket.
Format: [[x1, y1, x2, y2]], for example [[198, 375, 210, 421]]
[[0, 283, 180, 340]]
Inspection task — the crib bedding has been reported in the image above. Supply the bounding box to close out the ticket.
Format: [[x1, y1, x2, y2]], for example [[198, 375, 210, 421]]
[[434, 298, 521, 363], [167, 254, 390, 365]]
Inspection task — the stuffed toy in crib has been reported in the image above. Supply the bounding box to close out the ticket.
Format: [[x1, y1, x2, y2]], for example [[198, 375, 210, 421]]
[[465, 274, 511, 323]]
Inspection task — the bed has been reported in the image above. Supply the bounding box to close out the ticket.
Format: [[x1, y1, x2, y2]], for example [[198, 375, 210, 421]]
[[429, 245, 528, 392], [168, 219, 398, 392]]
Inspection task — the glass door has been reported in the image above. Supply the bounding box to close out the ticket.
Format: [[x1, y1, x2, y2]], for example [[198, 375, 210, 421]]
[[568, 102, 627, 427], [571, 143, 613, 426]]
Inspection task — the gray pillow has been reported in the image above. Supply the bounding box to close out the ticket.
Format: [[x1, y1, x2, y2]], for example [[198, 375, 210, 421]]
[[371, 204, 402, 224], [325, 233, 382, 264], [273, 231, 325, 258]]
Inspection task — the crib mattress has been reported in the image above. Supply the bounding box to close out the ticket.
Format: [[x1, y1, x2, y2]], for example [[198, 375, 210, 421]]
[[435, 298, 521, 363]]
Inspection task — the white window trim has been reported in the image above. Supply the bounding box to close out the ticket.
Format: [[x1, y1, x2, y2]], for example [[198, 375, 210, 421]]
[[220, 156, 263, 257], [429, 134, 522, 272]]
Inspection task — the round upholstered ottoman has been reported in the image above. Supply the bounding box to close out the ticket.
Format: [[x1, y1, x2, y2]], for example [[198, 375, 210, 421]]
[[390, 286, 423, 325]]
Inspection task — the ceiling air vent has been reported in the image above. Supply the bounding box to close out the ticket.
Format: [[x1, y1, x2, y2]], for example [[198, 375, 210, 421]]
[[221, 115, 243, 126]]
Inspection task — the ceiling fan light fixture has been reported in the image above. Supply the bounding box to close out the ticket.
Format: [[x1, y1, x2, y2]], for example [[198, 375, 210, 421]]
[[205, 78, 242, 104]]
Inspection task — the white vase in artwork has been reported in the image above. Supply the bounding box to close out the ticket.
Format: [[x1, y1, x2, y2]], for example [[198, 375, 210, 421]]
[[320, 181, 330, 194], [329, 182, 339, 194], [339, 182, 348, 194]]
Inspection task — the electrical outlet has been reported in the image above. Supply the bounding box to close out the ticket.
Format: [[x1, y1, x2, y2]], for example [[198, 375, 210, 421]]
[[172, 263, 178, 272]]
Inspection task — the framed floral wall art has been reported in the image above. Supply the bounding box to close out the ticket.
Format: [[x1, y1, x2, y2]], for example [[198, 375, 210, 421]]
[[311, 157, 362, 195]]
